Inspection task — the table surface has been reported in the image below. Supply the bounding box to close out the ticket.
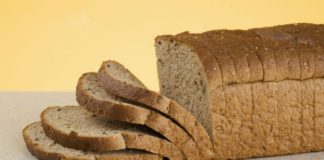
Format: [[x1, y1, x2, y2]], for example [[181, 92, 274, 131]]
[[0, 92, 323, 160]]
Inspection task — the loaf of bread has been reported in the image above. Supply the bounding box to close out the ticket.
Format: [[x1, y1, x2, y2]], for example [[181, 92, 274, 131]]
[[22, 23, 324, 160], [155, 23, 324, 159]]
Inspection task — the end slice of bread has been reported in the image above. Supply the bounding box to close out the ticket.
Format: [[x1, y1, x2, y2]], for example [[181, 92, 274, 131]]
[[76, 72, 200, 159], [22, 122, 162, 160], [40, 105, 183, 159], [97, 60, 214, 159]]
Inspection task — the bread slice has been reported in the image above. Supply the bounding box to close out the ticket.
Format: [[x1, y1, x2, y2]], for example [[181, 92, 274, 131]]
[[97, 60, 214, 159], [76, 72, 200, 159], [23, 122, 162, 160], [40, 105, 183, 160]]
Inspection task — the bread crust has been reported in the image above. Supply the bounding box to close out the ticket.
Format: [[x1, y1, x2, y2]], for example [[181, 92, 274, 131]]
[[315, 78, 324, 150], [23, 122, 162, 160], [23, 122, 66, 160], [157, 23, 324, 86], [76, 73, 198, 159]]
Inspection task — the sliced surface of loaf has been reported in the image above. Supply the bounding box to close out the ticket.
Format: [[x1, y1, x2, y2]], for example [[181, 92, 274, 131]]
[[155, 23, 324, 159], [97, 60, 214, 159], [76, 72, 200, 159], [23, 122, 162, 160], [41, 105, 183, 159]]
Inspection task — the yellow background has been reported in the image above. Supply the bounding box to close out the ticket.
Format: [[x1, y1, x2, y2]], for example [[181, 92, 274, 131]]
[[1, 0, 324, 91]]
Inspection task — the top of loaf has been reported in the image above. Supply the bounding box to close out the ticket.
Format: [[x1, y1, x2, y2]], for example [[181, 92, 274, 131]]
[[155, 23, 324, 86]]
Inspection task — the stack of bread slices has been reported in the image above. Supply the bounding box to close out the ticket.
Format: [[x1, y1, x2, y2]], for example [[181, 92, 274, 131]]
[[22, 60, 213, 160]]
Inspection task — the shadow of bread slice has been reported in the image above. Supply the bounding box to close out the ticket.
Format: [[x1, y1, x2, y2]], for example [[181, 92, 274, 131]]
[[97, 60, 214, 159], [22, 122, 162, 160], [76, 72, 199, 160], [40, 105, 183, 160]]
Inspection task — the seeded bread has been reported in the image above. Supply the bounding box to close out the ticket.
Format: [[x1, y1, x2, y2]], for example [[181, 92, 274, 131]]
[[97, 60, 214, 159], [76, 72, 200, 159], [40, 105, 183, 159], [23, 122, 162, 160], [155, 23, 324, 159]]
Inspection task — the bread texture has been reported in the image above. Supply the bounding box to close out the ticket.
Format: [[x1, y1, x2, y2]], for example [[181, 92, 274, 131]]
[[76, 72, 200, 159], [155, 23, 324, 159], [41, 105, 183, 159], [97, 60, 214, 159], [22, 122, 162, 160]]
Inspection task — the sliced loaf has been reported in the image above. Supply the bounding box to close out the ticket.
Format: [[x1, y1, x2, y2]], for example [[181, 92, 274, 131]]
[[155, 23, 324, 159], [76, 72, 200, 159], [97, 60, 214, 159], [23, 122, 162, 160], [41, 105, 183, 159]]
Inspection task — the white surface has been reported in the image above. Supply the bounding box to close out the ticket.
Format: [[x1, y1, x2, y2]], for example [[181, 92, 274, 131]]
[[0, 92, 76, 160], [0, 92, 323, 160]]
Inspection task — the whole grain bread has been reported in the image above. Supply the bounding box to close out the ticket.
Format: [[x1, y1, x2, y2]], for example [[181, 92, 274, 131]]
[[97, 60, 214, 159], [23, 122, 162, 160], [76, 72, 200, 159], [155, 23, 324, 159], [40, 105, 183, 159]]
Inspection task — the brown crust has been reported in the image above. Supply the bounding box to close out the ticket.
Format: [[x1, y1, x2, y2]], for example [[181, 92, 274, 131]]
[[98, 61, 215, 159], [76, 73, 198, 159], [23, 122, 64, 160], [23, 122, 163, 160], [40, 106, 183, 159], [156, 23, 324, 86]]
